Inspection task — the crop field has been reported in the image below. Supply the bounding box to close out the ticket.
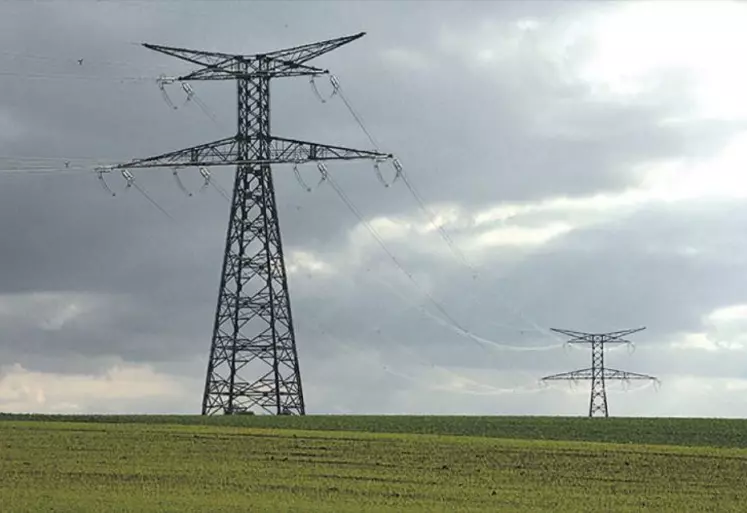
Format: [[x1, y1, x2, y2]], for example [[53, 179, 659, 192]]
[[2, 415, 747, 512], [4, 413, 747, 448]]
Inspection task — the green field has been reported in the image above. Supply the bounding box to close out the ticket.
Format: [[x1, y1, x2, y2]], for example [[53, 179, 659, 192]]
[[1, 415, 746, 512]]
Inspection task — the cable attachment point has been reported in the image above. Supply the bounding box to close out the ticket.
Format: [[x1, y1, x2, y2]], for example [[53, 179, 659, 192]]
[[316, 162, 329, 186], [95, 166, 116, 197], [181, 82, 195, 104], [329, 74, 341, 93], [373, 158, 390, 188], [172, 167, 193, 197], [157, 75, 177, 86], [293, 162, 312, 192], [199, 166, 212, 192], [392, 157, 404, 183], [120, 168, 135, 189], [156, 75, 178, 110], [310, 75, 338, 104], [626, 341, 636, 355]]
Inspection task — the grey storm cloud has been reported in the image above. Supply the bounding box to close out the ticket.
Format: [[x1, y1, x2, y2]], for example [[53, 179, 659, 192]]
[[2, 0, 747, 416]]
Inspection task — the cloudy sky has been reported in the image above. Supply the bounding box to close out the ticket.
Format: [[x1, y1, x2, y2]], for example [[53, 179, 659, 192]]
[[2, 0, 747, 417]]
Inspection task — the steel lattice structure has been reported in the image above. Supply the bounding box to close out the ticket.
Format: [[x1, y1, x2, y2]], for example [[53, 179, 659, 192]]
[[107, 33, 392, 416], [541, 328, 658, 417]]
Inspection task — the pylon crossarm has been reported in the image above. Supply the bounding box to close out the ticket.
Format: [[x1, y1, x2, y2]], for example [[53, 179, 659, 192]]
[[178, 62, 327, 81], [144, 33, 365, 81], [604, 327, 646, 340], [261, 32, 365, 67], [602, 368, 658, 381], [108, 137, 239, 170], [143, 43, 237, 67], [541, 368, 593, 381], [567, 338, 630, 346], [550, 328, 591, 340], [269, 136, 392, 162], [107, 136, 392, 170]]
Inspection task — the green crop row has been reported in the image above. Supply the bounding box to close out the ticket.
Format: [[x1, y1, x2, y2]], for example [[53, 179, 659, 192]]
[[2, 414, 746, 448]]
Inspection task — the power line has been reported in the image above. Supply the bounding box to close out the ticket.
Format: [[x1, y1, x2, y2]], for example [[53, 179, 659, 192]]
[[0, 45, 561, 347], [323, 170, 488, 354], [158, 67, 557, 353], [321, 73, 562, 344], [0, 148, 557, 350], [0, 49, 175, 72], [0, 70, 155, 83], [0, 35, 570, 412]]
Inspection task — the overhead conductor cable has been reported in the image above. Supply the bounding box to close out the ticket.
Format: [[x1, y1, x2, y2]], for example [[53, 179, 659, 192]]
[[120, 168, 175, 221], [327, 73, 561, 344]]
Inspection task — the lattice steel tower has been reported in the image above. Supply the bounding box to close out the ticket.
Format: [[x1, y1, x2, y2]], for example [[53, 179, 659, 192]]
[[541, 328, 658, 417], [107, 33, 392, 415]]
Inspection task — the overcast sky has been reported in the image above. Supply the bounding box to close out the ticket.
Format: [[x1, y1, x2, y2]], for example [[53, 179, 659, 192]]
[[2, 0, 747, 417]]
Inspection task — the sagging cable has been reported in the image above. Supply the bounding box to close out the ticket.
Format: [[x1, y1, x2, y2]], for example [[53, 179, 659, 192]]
[[299, 272, 517, 396], [396, 157, 559, 343], [323, 77, 561, 347], [328, 74, 380, 151], [391, 340, 543, 396], [181, 82, 220, 125], [323, 76, 564, 343], [119, 168, 175, 221], [416, 294, 564, 353], [325, 172, 488, 354], [371, 271, 557, 351]]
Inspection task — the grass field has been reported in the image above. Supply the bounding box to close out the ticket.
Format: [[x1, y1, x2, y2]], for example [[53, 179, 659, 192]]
[[3, 413, 747, 448], [2, 415, 747, 511]]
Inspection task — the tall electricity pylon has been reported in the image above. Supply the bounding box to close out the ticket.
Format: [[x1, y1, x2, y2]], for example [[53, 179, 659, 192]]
[[541, 328, 658, 417], [105, 33, 393, 416]]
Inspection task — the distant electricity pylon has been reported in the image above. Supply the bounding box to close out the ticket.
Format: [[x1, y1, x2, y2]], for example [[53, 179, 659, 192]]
[[103, 33, 393, 416], [541, 328, 658, 417]]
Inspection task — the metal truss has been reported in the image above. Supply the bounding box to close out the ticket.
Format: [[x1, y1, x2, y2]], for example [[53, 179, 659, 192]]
[[105, 136, 390, 171], [541, 328, 658, 417], [111, 33, 391, 416], [142, 32, 365, 80]]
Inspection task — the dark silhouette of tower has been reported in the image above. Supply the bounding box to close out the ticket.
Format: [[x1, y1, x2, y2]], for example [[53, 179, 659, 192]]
[[107, 33, 392, 415]]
